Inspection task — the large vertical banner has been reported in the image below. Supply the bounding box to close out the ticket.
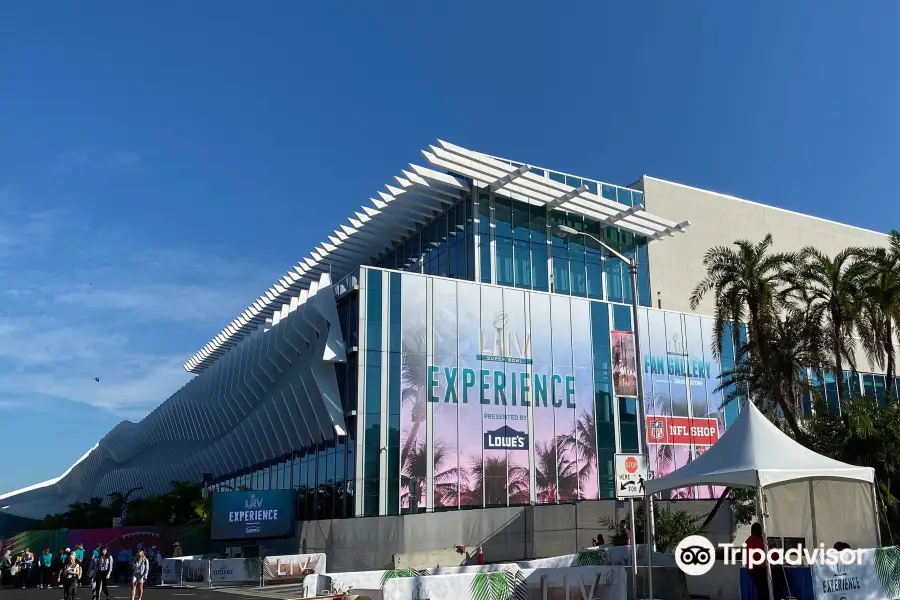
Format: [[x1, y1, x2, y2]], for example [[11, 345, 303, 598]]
[[396, 272, 599, 512], [610, 331, 637, 397], [639, 308, 726, 499]]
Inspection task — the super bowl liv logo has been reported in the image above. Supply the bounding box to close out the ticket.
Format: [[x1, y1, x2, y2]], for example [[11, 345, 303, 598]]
[[245, 494, 263, 509], [478, 311, 532, 364]]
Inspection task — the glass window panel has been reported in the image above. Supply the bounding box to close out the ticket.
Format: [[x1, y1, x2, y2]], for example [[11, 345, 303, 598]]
[[513, 239, 531, 289], [496, 237, 514, 286], [585, 181, 598, 195], [479, 234, 492, 283], [531, 243, 549, 291], [632, 190, 644, 206], [606, 261, 623, 303], [565, 175, 582, 188], [529, 167, 545, 177], [530, 205, 547, 243], [613, 304, 632, 331], [549, 171, 565, 184], [478, 194, 491, 235], [570, 253, 587, 297], [601, 184, 617, 202], [512, 200, 530, 240], [586, 256, 603, 300], [552, 255, 570, 295], [591, 302, 611, 371], [617, 188, 633, 207], [549, 211, 569, 247], [494, 197, 512, 238]]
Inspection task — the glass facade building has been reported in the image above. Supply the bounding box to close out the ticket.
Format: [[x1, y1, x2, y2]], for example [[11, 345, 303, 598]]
[[9, 140, 890, 524]]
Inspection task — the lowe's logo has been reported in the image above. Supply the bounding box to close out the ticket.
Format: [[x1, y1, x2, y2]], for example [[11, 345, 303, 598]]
[[484, 425, 529, 450]]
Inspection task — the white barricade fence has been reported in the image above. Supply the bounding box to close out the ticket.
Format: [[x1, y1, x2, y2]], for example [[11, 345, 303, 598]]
[[209, 558, 263, 585], [263, 553, 326, 585], [162, 556, 200, 585], [181, 559, 210, 585], [812, 546, 900, 600], [381, 565, 627, 600]]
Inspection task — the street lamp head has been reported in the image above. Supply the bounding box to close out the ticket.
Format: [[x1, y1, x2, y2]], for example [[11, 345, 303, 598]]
[[556, 224, 579, 237]]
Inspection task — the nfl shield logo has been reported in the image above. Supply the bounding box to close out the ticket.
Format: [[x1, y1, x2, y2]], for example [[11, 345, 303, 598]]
[[649, 419, 665, 442]]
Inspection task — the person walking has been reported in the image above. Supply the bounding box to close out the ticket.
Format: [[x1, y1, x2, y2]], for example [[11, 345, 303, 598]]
[[89, 546, 113, 600], [20, 547, 34, 588], [39, 548, 53, 589], [61, 553, 82, 600], [131, 551, 149, 600], [73, 544, 87, 586], [0, 549, 12, 587]]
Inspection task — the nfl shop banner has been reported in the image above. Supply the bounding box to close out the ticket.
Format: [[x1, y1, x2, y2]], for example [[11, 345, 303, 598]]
[[382, 565, 626, 600], [209, 558, 262, 584], [812, 547, 900, 600], [264, 553, 326, 582], [646, 415, 720, 445]]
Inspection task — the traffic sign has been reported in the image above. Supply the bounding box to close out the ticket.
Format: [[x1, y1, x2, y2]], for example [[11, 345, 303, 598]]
[[614, 453, 649, 499]]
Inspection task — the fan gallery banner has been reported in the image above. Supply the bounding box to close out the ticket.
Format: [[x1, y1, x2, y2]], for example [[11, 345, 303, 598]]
[[637, 308, 731, 500]]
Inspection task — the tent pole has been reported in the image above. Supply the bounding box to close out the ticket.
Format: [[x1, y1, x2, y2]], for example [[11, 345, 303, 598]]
[[756, 477, 775, 600]]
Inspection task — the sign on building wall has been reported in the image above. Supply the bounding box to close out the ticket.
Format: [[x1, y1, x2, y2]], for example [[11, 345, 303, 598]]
[[210, 490, 296, 540], [638, 308, 730, 499]]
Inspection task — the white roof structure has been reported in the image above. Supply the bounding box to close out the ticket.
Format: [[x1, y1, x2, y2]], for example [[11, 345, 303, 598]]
[[184, 139, 690, 373], [644, 402, 874, 494]]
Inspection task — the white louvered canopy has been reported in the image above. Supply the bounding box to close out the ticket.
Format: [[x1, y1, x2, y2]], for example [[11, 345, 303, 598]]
[[184, 140, 690, 373]]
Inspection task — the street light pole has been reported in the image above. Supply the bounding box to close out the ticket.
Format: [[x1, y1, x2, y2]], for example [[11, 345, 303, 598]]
[[557, 225, 653, 600]]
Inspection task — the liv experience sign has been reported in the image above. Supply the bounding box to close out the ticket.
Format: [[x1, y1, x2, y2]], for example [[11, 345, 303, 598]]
[[426, 364, 575, 408]]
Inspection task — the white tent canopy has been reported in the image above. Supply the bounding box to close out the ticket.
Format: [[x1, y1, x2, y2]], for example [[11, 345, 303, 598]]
[[644, 401, 874, 494]]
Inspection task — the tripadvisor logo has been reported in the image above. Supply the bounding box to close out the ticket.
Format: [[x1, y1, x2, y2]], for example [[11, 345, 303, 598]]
[[674, 535, 863, 577]]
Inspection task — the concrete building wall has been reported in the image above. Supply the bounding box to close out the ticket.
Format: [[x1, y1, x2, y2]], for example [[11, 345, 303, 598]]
[[639, 176, 891, 374], [295, 499, 734, 573]]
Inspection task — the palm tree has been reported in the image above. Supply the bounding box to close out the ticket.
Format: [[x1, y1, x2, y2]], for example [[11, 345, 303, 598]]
[[857, 243, 900, 385], [533, 442, 578, 503], [788, 247, 866, 403], [464, 457, 529, 506], [400, 328, 427, 468], [401, 440, 464, 508], [555, 410, 598, 495], [690, 235, 805, 438], [717, 307, 825, 423]]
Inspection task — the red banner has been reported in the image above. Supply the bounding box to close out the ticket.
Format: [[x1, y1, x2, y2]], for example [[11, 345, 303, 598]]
[[646, 415, 720, 446]]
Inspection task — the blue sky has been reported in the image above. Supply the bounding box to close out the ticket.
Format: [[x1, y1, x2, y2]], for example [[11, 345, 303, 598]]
[[1, 1, 899, 494]]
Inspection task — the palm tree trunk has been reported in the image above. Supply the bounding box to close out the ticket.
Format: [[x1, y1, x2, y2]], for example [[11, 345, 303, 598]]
[[885, 320, 895, 385], [749, 309, 806, 440], [833, 310, 845, 405]]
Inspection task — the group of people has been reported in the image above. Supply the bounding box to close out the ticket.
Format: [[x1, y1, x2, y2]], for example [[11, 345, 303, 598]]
[[0, 542, 168, 600]]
